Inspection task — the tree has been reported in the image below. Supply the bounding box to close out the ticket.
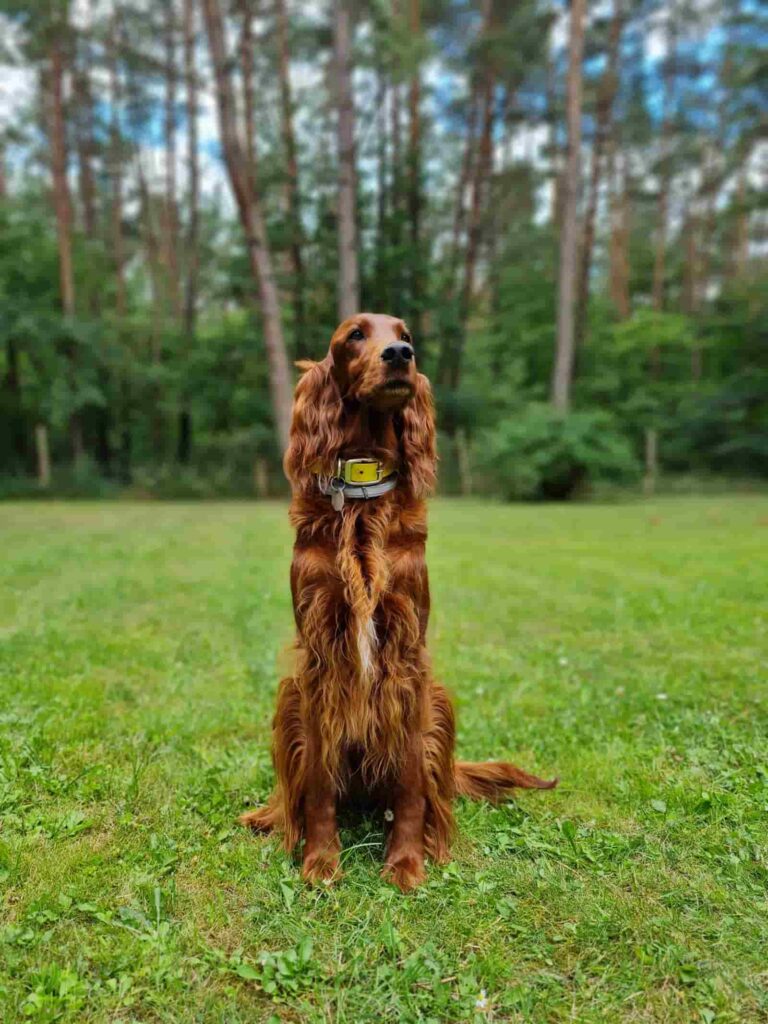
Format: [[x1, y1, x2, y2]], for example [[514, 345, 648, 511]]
[[275, 0, 306, 353], [574, 0, 624, 349], [108, 9, 126, 321], [551, 0, 586, 413], [333, 0, 359, 319], [178, 0, 199, 464], [436, 0, 496, 395], [202, 0, 292, 451], [163, 0, 181, 321], [651, 12, 677, 316]]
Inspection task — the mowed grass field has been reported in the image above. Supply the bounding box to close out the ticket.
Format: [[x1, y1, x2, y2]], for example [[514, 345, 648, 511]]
[[1, 498, 767, 1023]]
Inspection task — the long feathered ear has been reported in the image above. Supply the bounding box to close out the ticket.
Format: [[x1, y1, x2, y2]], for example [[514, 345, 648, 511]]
[[399, 372, 437, 499], [283, 358, 344, 493]]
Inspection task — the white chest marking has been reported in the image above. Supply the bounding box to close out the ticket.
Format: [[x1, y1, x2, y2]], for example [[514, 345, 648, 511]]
[[357, 616, 378, 676]]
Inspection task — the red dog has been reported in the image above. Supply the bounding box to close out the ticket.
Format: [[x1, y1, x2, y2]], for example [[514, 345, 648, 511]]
[[242, 313, 555, 890]]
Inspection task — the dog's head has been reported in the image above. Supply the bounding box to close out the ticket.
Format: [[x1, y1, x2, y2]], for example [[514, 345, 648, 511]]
[[327, 313, 418, 410], [284, 313, 436, 498]]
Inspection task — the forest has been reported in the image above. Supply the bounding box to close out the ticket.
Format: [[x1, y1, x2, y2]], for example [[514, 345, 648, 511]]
[[0, 0, 765, 500]]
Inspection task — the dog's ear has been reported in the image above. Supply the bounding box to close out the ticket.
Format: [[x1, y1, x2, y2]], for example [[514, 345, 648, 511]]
[[398, 372, 437, 499], [283, 357, 344, 492]]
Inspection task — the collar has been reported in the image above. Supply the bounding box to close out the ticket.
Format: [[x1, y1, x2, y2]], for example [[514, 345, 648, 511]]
[[311, 457, 398, 509]]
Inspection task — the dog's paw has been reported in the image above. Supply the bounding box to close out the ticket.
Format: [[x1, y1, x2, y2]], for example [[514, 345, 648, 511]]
[[239, 807, 276, 832], [302, 850, 341, 886], [381, 852, 426, 892]]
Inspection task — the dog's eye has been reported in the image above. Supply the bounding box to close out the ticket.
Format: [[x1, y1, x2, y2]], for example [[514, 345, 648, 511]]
[[400, 332, 411, 343], [347, 327, 364, 342]]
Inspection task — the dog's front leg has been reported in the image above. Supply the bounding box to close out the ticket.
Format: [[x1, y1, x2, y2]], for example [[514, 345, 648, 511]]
[[301, 725, 341, 884], [382, 732, 427, 892]]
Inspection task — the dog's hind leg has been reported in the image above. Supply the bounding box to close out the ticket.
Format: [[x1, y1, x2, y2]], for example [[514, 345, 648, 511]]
[[240, 798, 282, 834], [422, 682, 456, 865], [240, 676, 306, 850]]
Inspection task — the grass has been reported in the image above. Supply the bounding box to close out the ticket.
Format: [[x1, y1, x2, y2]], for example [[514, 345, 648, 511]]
[[1, 497, 767, 1023]]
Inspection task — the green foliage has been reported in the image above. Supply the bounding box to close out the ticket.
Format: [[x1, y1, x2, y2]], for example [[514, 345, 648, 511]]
[[0, 459, 120, 500], [610, 309, 697, 356], [476, 404, 640, 500], [0, 0, 766, 498]]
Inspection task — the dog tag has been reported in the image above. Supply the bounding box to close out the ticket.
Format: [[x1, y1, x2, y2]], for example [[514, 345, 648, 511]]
[[330, 479, 345, 512]]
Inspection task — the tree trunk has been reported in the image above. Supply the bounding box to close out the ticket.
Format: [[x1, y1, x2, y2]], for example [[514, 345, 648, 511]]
[[202, 0, 293, 452], [685, 156, 714, 384], [651, 182, 668, 312], [692, 118, 723, 381], [643, 427, 658, 496], [47, 41, 75, 318], [406, 0, 423, 340], [75, 9, 111, 472], [108, 12, 129, 479], [239, 1, 258, 182], [375, 64, 389, 302], [183, 0, 199, 340], [164, 0, 182, 319], [456, 428, 473, 496], [136, 156, 167, 455], [73, 58, 97, 242], [608, 147, 631, 319], [333, 0, 360, 319], [450, 87, 479, 272], [461, 69, 493, 320], [551, 0, 586, 413], [108, 13, 126, 318], [390, 0, 403, 228], [547, 45, 565, 231], [652, 18, 677, 314], [253, 456, 269, 498], [389, 78, 403, 308], [574, 0, 623, 349], [732, 171, 749, 278], [683, 204, 703, 383], [35, 423, 51, 489], [46, 29, 84, 463], [646, 13, 677, 482], [136, 158, 164, 361], [682, 204, 697, 318], [438, 0, 494, 394], [275, 0, 306, 354], [178, 0, 199, 464]]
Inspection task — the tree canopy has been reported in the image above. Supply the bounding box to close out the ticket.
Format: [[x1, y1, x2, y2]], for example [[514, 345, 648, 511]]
[[0, 0, 765, 498]]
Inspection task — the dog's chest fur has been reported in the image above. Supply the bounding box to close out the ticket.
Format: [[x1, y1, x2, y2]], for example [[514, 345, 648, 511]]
[[335, 501, 395, 680]]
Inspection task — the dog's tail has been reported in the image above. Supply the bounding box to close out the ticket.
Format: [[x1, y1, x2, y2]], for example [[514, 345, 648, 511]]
[[454, 761, 558, 802]]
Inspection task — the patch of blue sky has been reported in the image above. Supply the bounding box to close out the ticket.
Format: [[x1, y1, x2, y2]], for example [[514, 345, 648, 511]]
[[98, 98, 195, 148], [201, 138, 223, 163]]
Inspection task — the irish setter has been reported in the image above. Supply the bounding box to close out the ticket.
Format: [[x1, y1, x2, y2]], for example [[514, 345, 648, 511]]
[[242, 313, 555, 891]]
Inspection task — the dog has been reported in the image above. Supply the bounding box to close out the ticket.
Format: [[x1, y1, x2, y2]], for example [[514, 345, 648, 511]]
[[241, 313, 556, 890]]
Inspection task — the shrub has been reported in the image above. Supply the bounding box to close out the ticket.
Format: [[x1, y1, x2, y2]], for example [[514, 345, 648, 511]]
[[475, 404, 640, 501], [0, 458, 120, 500]]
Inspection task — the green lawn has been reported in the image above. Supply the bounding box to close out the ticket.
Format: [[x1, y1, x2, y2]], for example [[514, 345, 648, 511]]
[[1, 498, 767, 1023]]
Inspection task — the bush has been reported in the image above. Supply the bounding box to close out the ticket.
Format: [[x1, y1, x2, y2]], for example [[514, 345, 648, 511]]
[[126, 462, 277, 499], [475, 404, 640, 501], [0, 457, 121, 500]]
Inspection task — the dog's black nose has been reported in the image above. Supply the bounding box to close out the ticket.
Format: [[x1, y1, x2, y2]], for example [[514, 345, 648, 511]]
[[381, 343, 414, 364]]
